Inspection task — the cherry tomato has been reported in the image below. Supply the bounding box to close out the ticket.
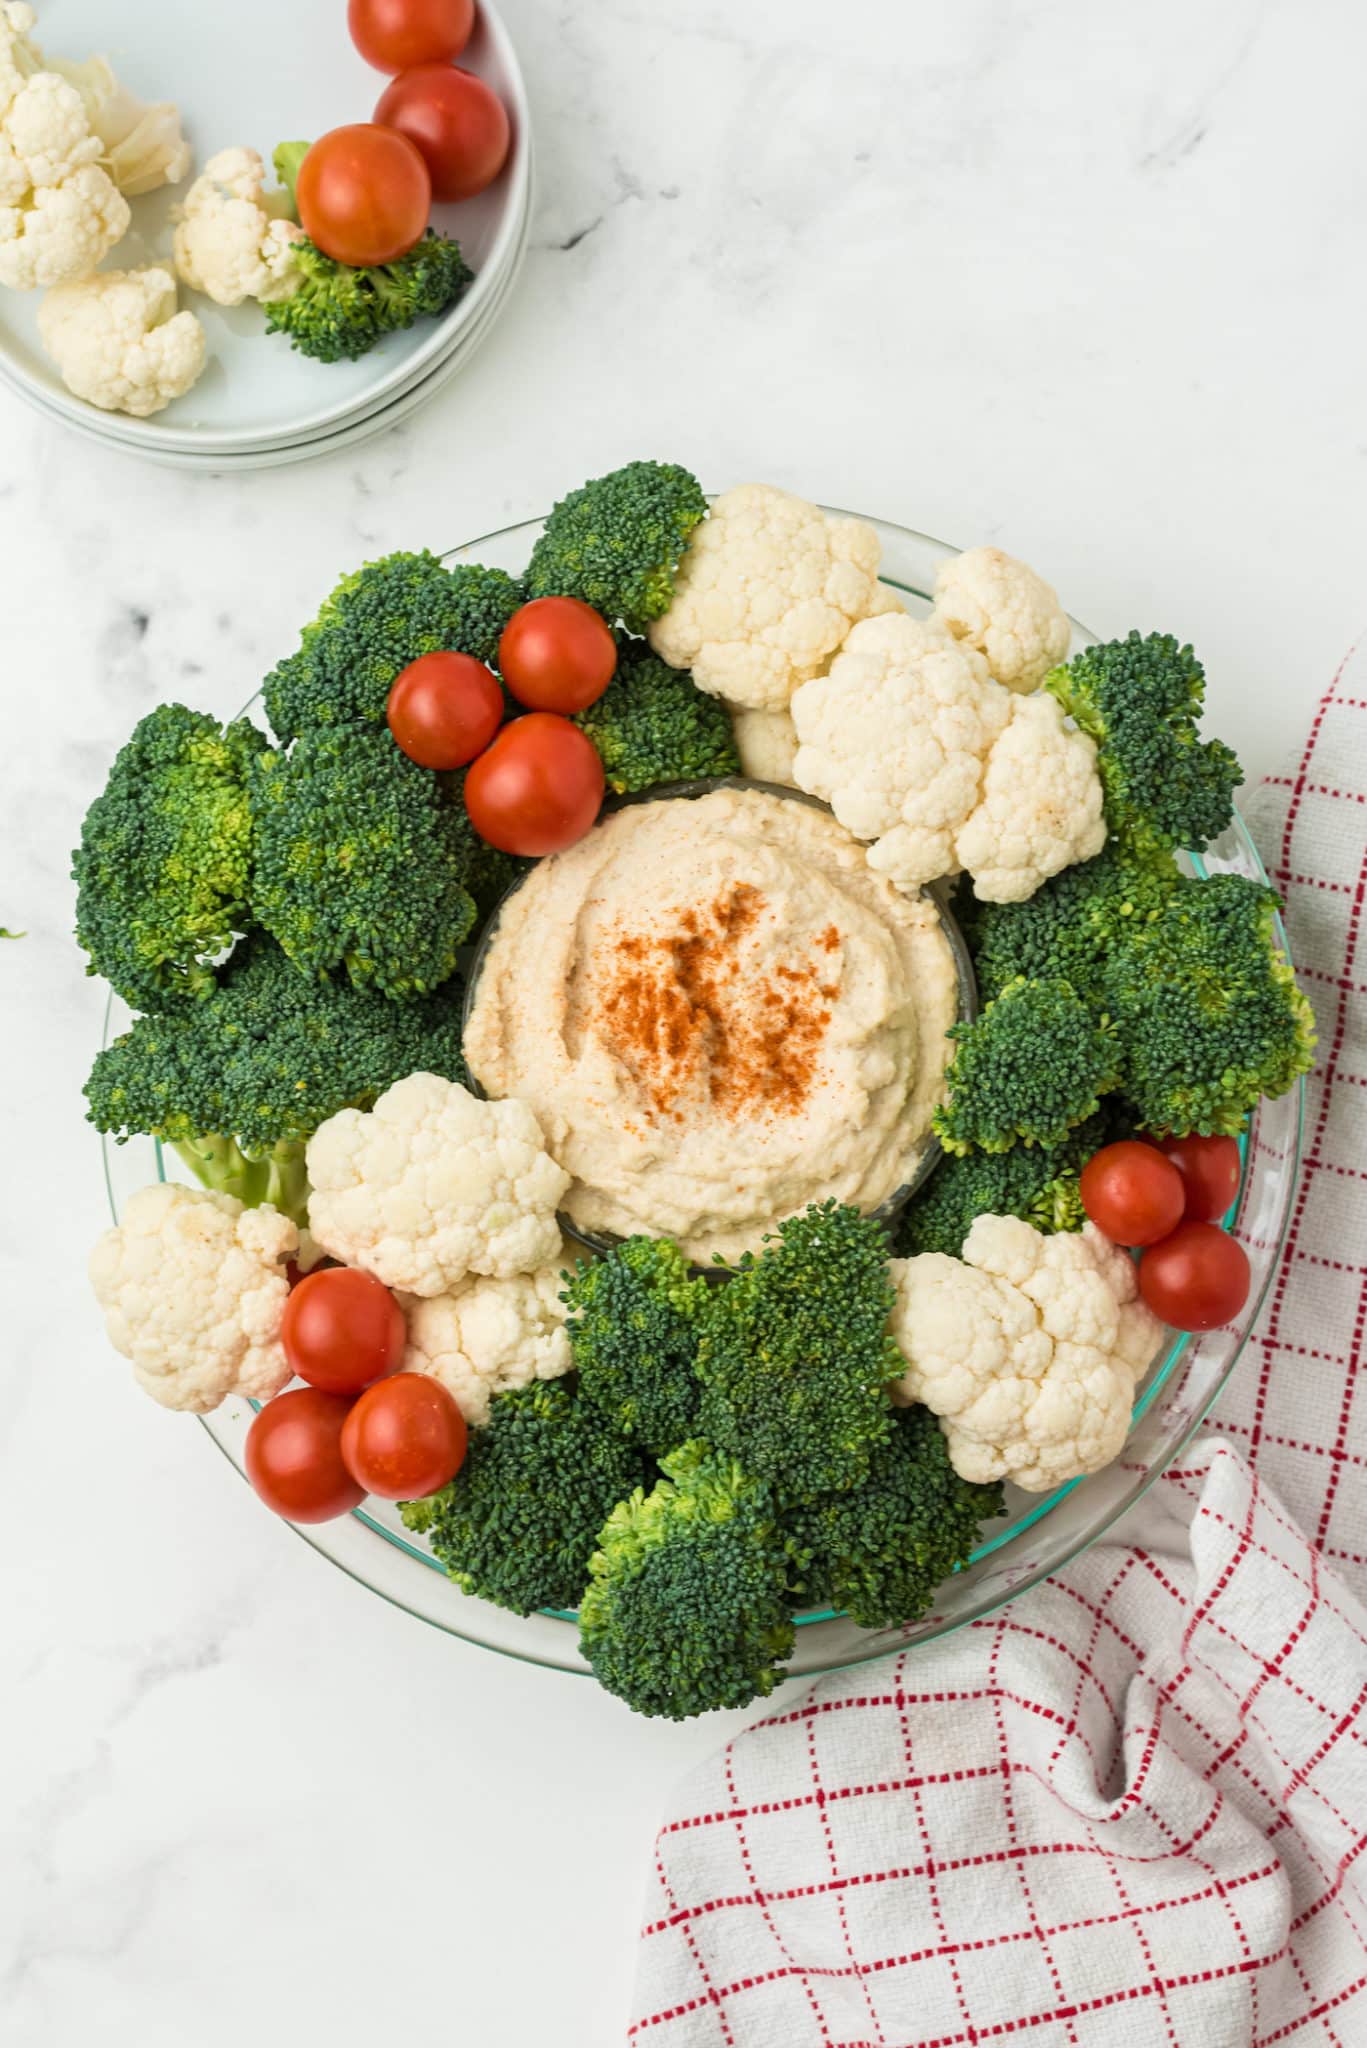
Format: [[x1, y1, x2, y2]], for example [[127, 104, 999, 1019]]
[[340, 1372, 468, 1500], [349, 0, 474, 72], [464, 712, 605, 856], [1159, 1132, 1242, 1224], [1139, 1221, 1251, 1331], [498, 596, 617, 715], [387, 651, 504, 769], [295, 125, 430, 268], [246, 1389, 365, 1523], [1079, 1141, 1186, 1248], [281, 1267, 406, 1396], [375, 65, 511, 203]]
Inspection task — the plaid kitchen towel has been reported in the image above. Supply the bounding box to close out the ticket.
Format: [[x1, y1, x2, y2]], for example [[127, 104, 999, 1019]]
[[631, 647, 1367, 2047]]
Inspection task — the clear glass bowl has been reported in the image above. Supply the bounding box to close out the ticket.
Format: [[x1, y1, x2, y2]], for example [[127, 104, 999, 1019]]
[[98, 511, 1305, 1683]]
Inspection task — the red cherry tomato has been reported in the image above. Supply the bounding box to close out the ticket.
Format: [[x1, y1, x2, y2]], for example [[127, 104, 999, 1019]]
[[464, 713, 605, 856], [375, 65, 511, 204], [340, 1372, 468, 1500], [281, 1267, 406, 1396], [387, 651, 504, 769], [1159, 1132, 1242, 1224], [295, 124, 431, 268], [1139, 1222, 1251, 1332], [498, 596, 617, 715], [246, 1389, 365, 1523], [349, 0, 475, 72], [1079, 1141, 1187, 1247]]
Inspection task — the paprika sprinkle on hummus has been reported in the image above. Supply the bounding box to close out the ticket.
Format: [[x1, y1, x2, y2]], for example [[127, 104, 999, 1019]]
[[595, 883, 836, 1121], [463, 787, 959, 1264]]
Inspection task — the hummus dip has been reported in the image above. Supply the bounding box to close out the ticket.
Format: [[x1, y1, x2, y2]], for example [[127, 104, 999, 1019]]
[[463, 787, 959, 1264]]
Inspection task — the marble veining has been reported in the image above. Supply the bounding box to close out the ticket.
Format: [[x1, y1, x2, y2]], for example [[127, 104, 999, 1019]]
[[2, 0, 1366, 2041]]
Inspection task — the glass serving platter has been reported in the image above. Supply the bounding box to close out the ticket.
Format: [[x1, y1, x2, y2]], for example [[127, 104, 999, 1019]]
[[98, 512, 1305, 1682]]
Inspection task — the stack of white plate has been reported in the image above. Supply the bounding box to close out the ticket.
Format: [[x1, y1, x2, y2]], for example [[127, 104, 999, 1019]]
[[0, 0, 530, 470]]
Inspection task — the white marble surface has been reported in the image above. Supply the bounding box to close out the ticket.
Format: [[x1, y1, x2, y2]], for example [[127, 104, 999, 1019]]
[[2, 1, 1365, 2041]]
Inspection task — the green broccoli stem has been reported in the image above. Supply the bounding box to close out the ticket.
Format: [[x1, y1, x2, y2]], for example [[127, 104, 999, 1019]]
[[261, 1142, 312, 1226], [273, 141, 311, 216], [172, 1135, 310, 1227], [174, 1133, 267, 1205]]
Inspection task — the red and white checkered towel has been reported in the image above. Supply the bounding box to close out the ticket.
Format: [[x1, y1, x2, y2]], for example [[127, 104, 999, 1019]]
[[632, 648, 1367, 2047]]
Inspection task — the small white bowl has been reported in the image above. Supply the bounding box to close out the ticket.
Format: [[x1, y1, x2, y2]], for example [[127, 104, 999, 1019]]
[[0, 230, 525, 469], [0, 148, 532, 470], [0, 0, 530, 456]]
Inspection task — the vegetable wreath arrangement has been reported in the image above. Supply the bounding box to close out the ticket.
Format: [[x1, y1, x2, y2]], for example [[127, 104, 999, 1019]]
[[2, 0, 508, 415], [80, 459, 1315, 1719]]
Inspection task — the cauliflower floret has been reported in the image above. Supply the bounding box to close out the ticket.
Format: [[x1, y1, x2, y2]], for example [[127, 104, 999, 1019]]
[[0, 3, 43, 116], [954, 690, 1107, 902], [173, 146, 304, 307], [889, 1216, 1163, 1492], [932, 546, 1071, 695], [792, 611, 1106, 900], [39, 265, 206, 416], [0, 158, 127, 288], [792, 612, 1009, 886], [306, 1073, 572, 1298], [0, 72, 100, 201], [0, 23, 187, 290], [733, 706, 799, 788], [649, 483, 887, 711], [88, 1181, 297, 1414], [48, 55, 190, 196], [0, 7, 190, 195], [399, 1238, 575, 1427]]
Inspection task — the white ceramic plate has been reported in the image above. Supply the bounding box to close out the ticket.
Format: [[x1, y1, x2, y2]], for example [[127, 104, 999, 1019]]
[[0, 186, 528, 468], [0, 130, 533, 468], [0, 0, 529, 451], [16, 112, 533, 458]]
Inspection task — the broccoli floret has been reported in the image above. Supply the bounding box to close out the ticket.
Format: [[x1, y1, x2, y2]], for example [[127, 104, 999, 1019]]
[[895, 1107, 1124, 1258], [785, 1405, 1003, 1626], [695, 1202, 901, 1497], [563, 1237, 711, 1457], [957, 844, 1180, 1006], [1102, 872, 1316, 1134], [525, 460, 707, 634], [83, 932, 469, 1223], [263, 231, 473, 365], [574, 639, 740, 794], [73, 704, 267, 1013], [402, 1380, 650, 1616], [1046, 632, 1242, 858], [933, 977, 1121, 1156], [959, 852, 1314, 1140], [250, 726, 477, 998], [578, 1443, 795, 1719], [264, 550, 522, 743]]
